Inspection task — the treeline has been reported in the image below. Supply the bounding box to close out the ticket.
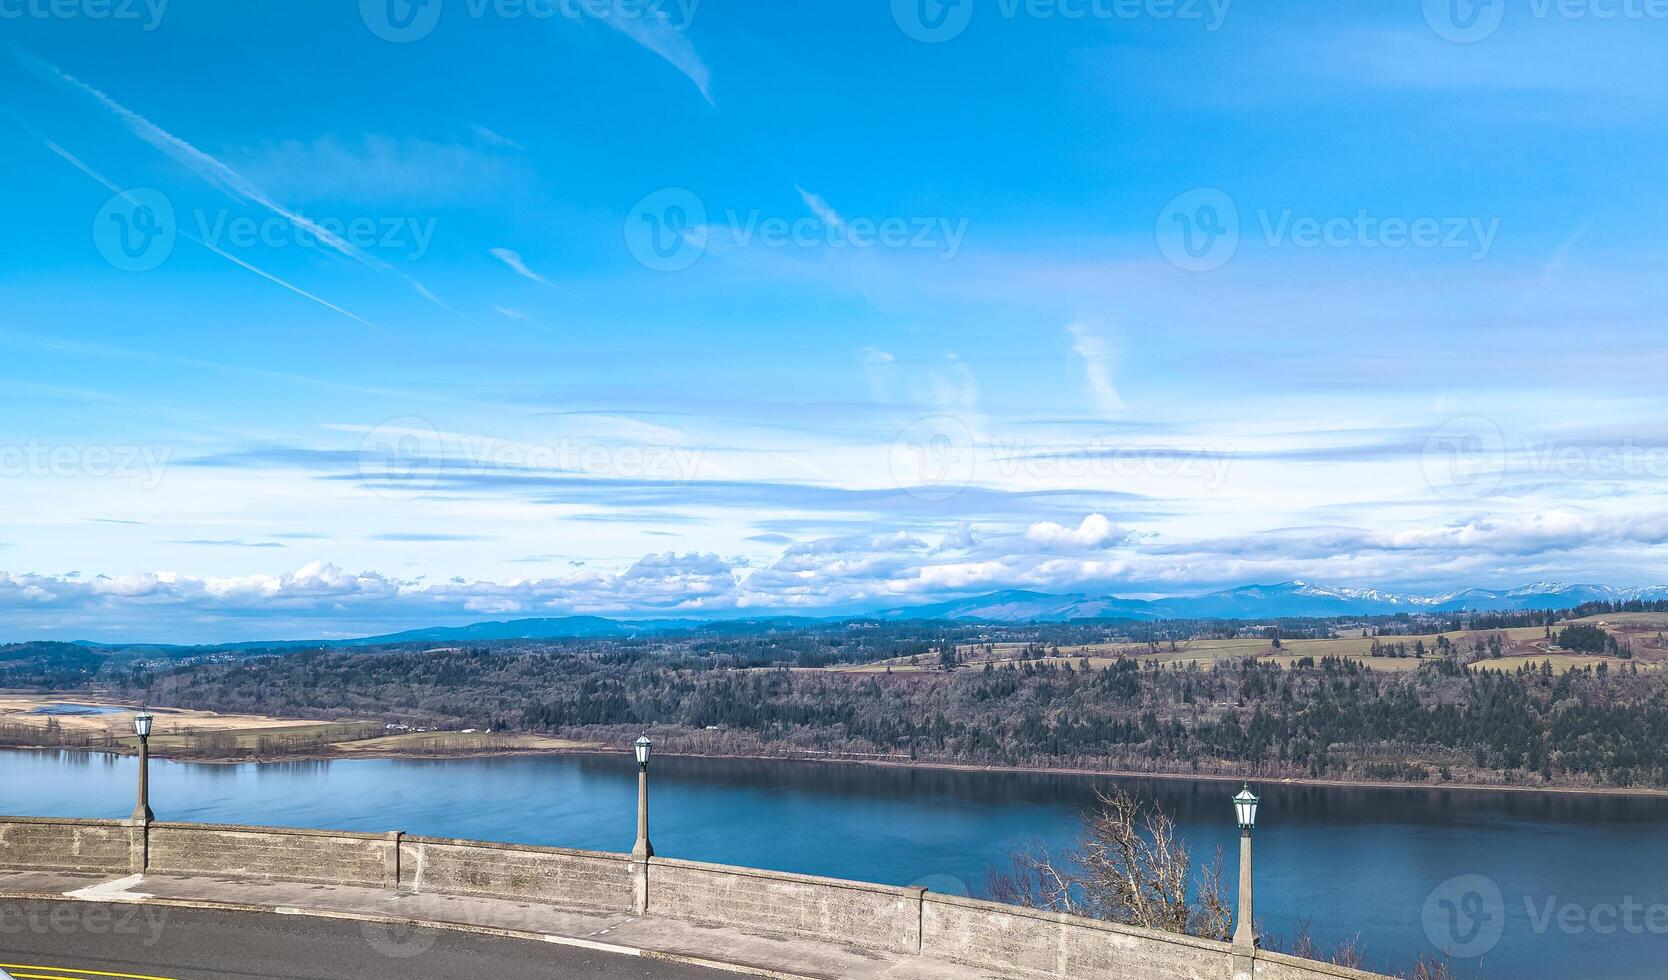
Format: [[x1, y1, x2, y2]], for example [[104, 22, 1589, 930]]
[[95, 645, 1668, 789]]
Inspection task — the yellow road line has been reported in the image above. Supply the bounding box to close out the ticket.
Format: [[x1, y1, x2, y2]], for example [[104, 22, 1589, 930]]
[[2, 967, 179, 980]]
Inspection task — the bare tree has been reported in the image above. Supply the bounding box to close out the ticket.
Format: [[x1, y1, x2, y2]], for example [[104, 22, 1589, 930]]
[[988, 788, 1232, 940], [1281, 918, 1366, 970]]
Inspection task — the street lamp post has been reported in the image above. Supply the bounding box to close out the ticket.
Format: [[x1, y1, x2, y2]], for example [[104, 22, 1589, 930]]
[[631, 735, 653, 860], [1232, 783, 1259, 952], [131, 710, 155, 824]]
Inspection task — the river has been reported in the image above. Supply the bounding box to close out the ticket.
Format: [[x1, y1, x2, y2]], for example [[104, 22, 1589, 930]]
[[3, 749, 1665, 979]]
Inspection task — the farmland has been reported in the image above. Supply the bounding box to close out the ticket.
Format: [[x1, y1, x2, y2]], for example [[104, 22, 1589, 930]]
[[827, 616, 1664, 676]]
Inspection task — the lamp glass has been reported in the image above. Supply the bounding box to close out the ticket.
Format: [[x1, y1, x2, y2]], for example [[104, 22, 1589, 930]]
[[1233, 784, 1258, 829], [634, 735, 652, 766], [133, 711, 153, 738]]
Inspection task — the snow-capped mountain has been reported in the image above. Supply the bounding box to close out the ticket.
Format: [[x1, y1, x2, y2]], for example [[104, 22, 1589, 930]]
[[120, 581, 1668, 647], [875, 581, 1668, 623]]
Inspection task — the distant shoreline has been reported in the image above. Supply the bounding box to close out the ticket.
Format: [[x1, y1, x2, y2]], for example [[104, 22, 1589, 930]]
[[11, 738, 1667, 801], [555, 747, 1668, 800]]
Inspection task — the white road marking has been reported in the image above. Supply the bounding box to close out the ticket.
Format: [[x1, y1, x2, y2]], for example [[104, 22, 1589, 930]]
[[63, 875, 152, 901]]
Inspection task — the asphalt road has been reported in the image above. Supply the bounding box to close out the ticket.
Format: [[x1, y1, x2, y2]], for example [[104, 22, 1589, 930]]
[[0, 900, 742, 980]]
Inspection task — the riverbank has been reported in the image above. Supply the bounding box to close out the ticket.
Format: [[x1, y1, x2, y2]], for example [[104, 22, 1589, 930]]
[[8, 690, 1663, 799]]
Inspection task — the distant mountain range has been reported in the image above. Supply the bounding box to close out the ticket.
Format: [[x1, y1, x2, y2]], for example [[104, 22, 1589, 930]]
[[873, 581, 1668, 623], [70, 580, 1668, 650]]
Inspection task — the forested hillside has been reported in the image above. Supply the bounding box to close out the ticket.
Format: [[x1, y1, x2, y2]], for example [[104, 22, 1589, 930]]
[[79, 638, 1668, 790]]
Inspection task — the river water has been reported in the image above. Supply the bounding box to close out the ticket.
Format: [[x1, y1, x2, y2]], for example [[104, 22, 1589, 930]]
[[3, 749, 1665, 979]]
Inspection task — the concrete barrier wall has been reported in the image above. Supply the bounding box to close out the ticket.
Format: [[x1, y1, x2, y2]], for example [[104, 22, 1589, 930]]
[[1253, 951, 1392, 980], [922, 892, 1233, 980], [0, 817, 130, 874], [146, 823, 392, 887], [0, 816, 1387, 980], [402, 835, 634, 912], [647, 857, 923, 954]]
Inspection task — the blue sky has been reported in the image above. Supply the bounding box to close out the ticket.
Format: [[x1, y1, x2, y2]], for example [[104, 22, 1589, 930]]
[[3, 0, 1668, 640]]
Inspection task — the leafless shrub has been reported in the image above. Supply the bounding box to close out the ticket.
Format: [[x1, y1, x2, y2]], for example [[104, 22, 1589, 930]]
[[1233, 913, 1366, 968], [987, 787, 1232, 940]]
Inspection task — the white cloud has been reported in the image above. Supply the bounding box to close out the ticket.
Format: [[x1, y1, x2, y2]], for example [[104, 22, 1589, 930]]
[[599, 9, 713, 105], [490, 248, 560, 289], [31, 57, 450, 313], [942, 521, 978, 551], [796, 186, 846, 230], [1066, 321, 1125, 418], [39, 61, 366, 267], [1025, 513, 1124, 551], [235, 133, 527, 205], [40, 140, 387, 334], [14, 500, 1668, 641]]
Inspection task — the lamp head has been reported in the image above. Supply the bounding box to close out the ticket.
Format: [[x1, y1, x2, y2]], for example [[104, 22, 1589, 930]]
[[133, 710, 154, 739], [1233, 783, 1259, 830], [633, 734, 652, 768]]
